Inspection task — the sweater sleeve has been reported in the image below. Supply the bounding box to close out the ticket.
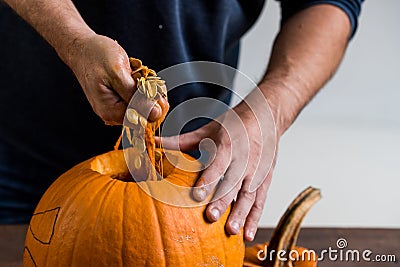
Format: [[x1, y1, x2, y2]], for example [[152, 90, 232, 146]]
[[276, 0, 364, 39]]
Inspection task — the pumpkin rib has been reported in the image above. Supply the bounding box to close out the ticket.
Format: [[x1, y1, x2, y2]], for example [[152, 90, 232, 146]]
[[75, 179, 117, 266], [47, 172, 104, 267], [120, 182, 128, 267], [155, 194, 174, 266], [218, 217, 229, 266], [98, 179, 126, 266], [131, 182, 163, 266], [142, 182, 167, 267]]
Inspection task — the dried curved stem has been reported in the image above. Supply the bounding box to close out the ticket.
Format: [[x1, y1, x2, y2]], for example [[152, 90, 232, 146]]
[[264, 187, 321, 267]]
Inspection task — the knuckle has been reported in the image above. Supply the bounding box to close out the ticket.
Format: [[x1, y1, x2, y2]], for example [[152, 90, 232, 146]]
[[215, 197, 232, 211], [217, 142, 232, 158], [215, 179, 240, 199], [97, 108, 119, 125], [234, 208, 248, 221], [97, 110, 111, 121], [252, 199, 265, 214], [101, 116, 115, 125], [201, 175, 220, 188], [239, 189, 256, 202], [204, 166, 228, 185]]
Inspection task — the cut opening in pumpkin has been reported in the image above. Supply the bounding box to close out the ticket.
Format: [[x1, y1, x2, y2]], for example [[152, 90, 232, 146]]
[[90, 150, 133, 182], [90, 148, 183, 183]]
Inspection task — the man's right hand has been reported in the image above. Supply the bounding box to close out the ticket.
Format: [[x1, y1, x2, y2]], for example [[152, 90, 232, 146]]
[[4, 0, 165, 125], [67, 34, 167, 125], [66, 34, 136, 125]]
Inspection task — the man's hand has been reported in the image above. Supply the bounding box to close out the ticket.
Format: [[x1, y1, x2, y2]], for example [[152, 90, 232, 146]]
[[160, 4, 352, 241], [160, 89, 277, 242], [4, 0, 164, 125], [66, 34, 137, 125], [66, 34, 166, 125]]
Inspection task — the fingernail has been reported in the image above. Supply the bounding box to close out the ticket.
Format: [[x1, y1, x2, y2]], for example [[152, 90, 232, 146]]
[[230, 221, 240, 234], [193, 186, 207, 201], [209, 208, 220, 221], [149, 103, 161, 121], [247, 231, 255, 241]]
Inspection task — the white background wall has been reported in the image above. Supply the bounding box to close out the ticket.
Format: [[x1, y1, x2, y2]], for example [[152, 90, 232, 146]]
[[233, 1, 400, 227]]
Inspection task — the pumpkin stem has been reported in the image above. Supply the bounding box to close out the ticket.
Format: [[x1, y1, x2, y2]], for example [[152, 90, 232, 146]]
[[263, 187, 321, 267]]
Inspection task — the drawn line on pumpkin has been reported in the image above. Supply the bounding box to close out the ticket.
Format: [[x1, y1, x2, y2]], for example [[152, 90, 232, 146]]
[[24, 246, 38, 267], [29, 207, 60, 245]]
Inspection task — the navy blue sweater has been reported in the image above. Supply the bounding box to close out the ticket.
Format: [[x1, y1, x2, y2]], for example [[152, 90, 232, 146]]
[[0, 0, 362, 223]]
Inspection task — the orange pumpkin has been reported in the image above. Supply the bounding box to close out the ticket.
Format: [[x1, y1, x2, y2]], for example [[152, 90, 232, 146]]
[[24, 148, 245, 266], [23, 147, 319, 267]]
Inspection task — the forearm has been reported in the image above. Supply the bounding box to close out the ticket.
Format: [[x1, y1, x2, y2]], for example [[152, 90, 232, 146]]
[[4, 0, 94, 65], [260, 4, 351, 136]]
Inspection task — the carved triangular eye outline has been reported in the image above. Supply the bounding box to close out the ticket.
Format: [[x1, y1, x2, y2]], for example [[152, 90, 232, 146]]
[[29, 207, 60, 245]]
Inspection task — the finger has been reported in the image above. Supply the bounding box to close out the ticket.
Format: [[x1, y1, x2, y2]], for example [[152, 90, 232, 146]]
[[148, 96, 169, 122], [110, 52, 170, 122], [206, 170, 255, 235], [126, 92, 164, 125], [156, 128, 207, 151], [201, 136, 249, 218], [243, 174, 270, 242], [204, 174, 242, 225], [226, 185, 257, 235], [94, 86, 128, 125], [109, 51, 136, 103], [192, 142, 232, 202], [108, 51, 167, 123], [102, 102, 127, 125]]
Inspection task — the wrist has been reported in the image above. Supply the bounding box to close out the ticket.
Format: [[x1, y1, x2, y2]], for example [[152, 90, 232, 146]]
[[56, 28, 96, 68], [257, 79, 302, 137]]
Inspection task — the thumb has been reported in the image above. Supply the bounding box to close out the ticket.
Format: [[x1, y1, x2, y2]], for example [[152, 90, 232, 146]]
[[110, 55, 136, 103]]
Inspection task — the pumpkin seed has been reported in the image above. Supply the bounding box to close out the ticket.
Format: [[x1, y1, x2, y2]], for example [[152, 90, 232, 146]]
[[144, 80, 151, 99], [137, 84, 145, 94], [148, 81, 157, 98], [133, 156, 141, 169], [149, 69, 156, 76], [137, 77, 146, 94], [133, 137, 146, 153], [126, 108, 139, 125], [141, 67, 149, 77], [155, 150, 162, 161], [156, 83, 167, 95], [147, 76, 160, 80], [139, 116, 147, 128], [130, 58, 142, 70]]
